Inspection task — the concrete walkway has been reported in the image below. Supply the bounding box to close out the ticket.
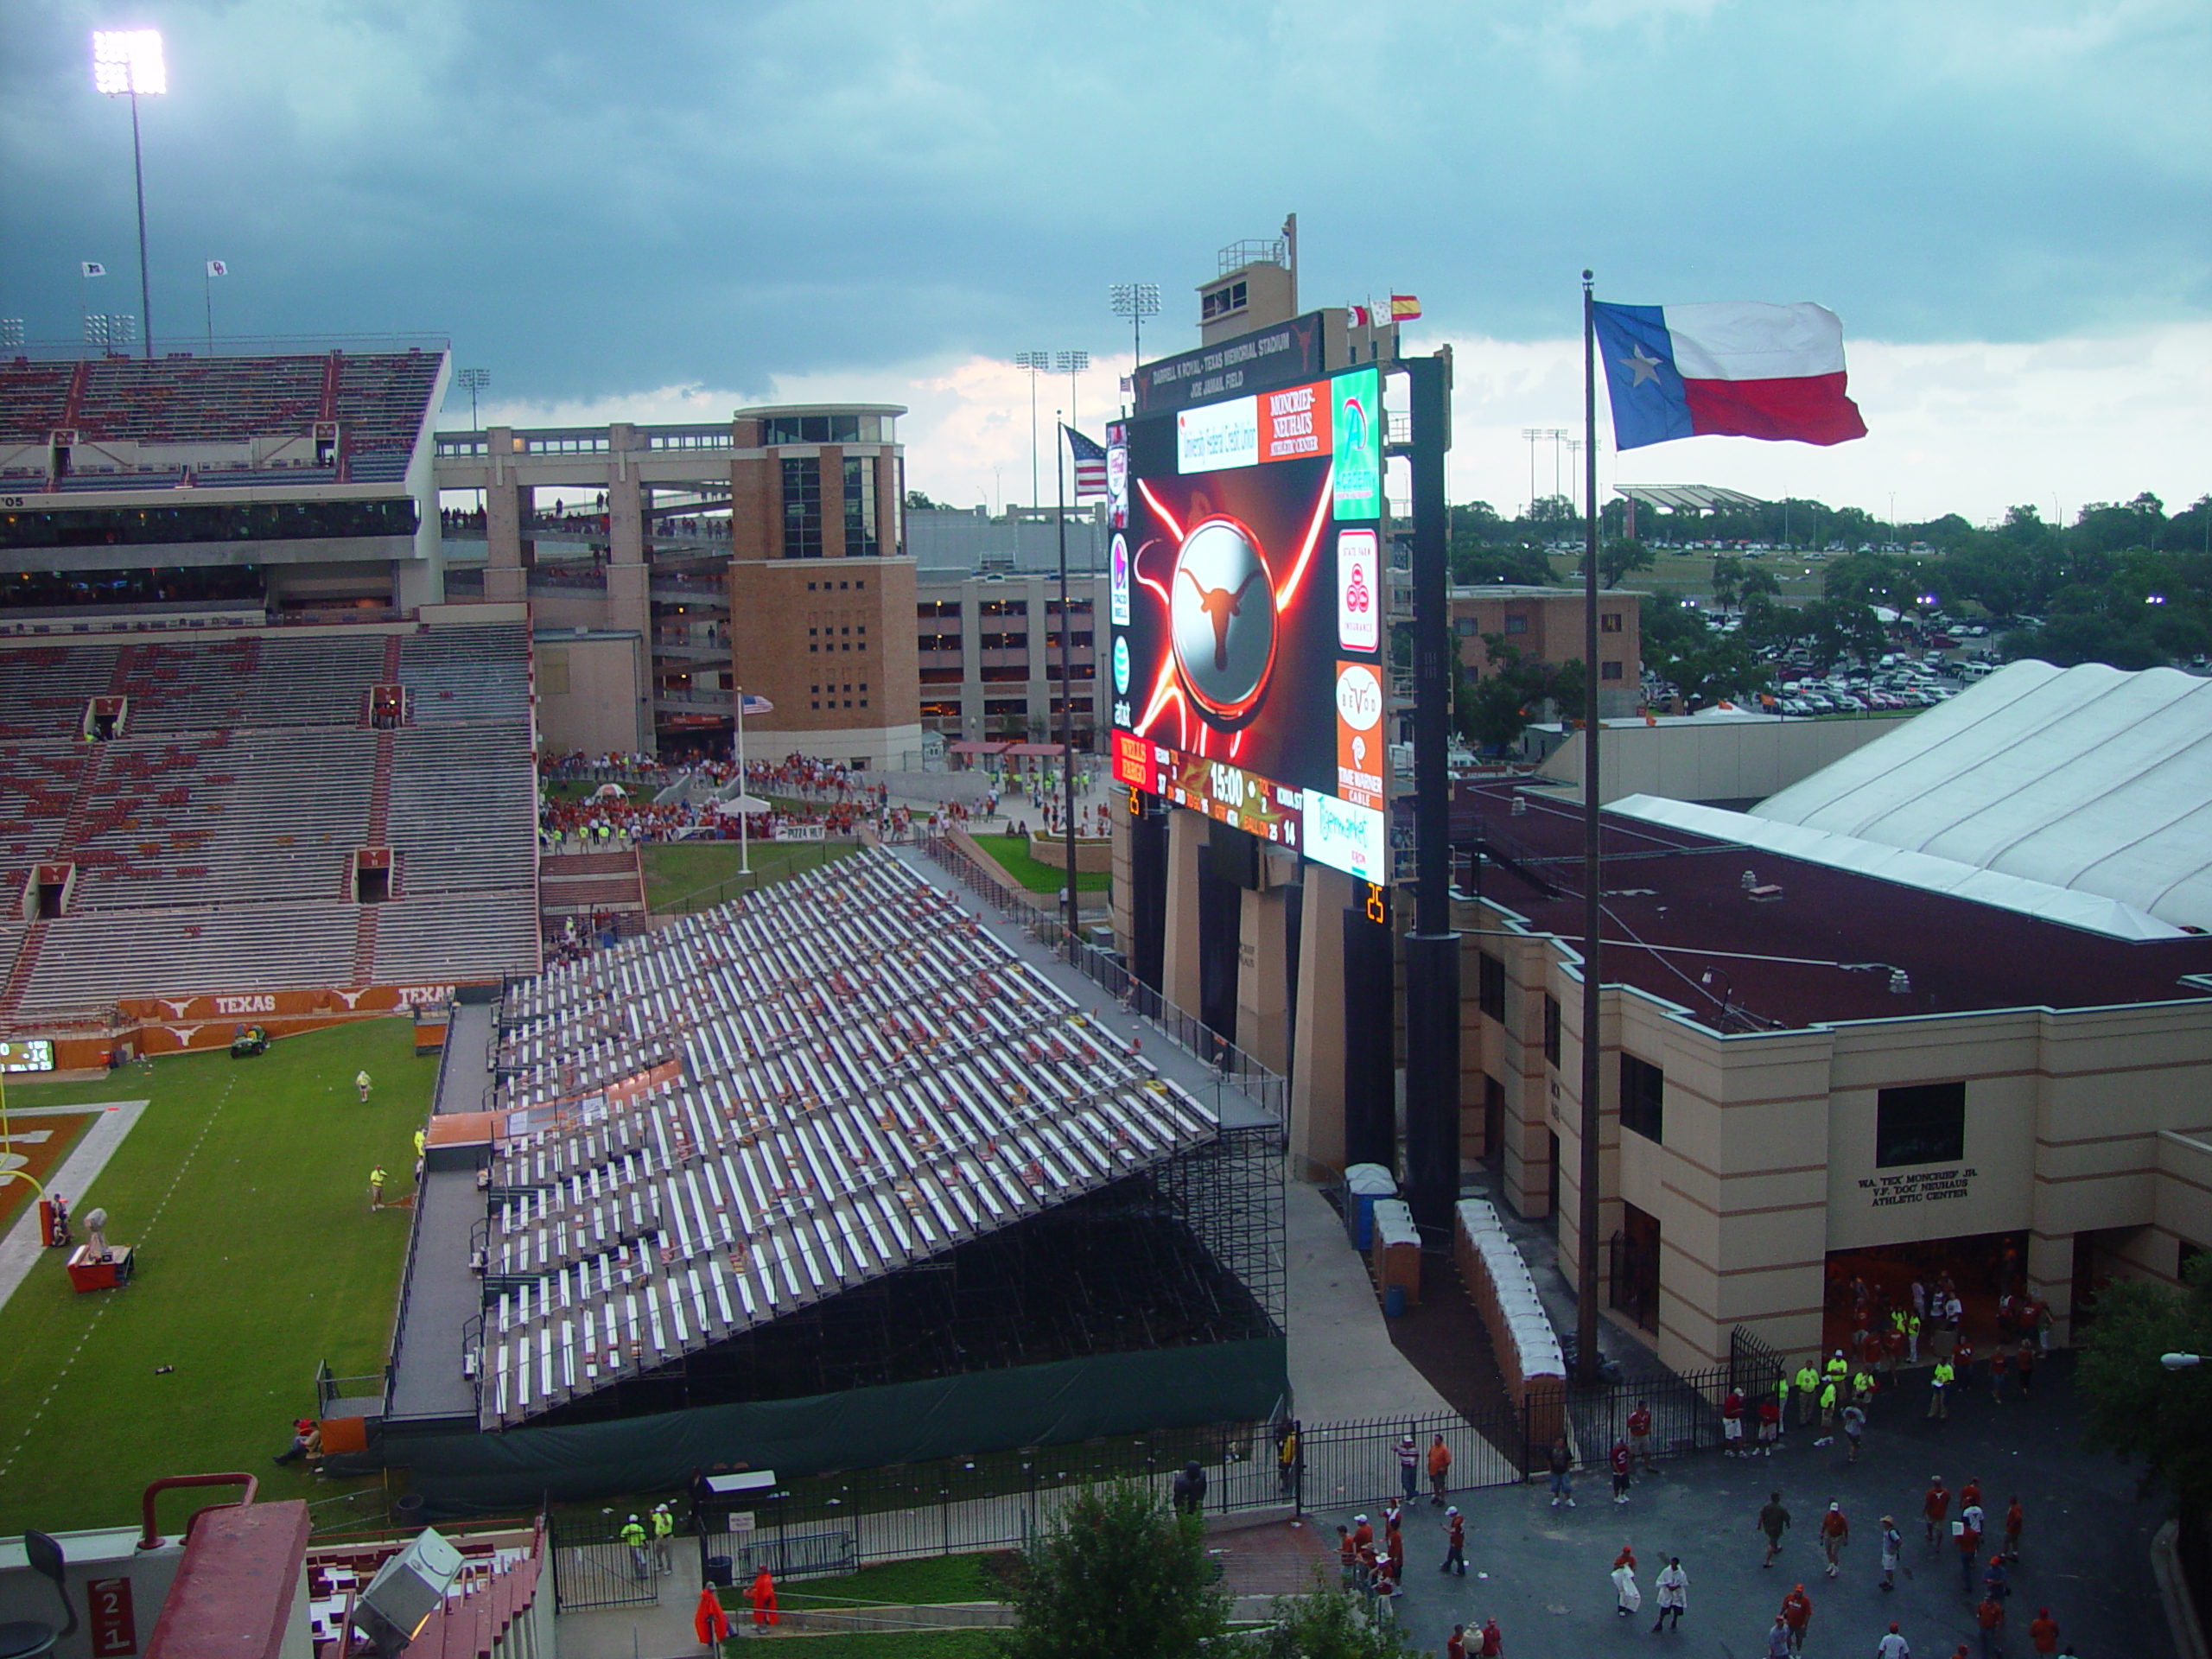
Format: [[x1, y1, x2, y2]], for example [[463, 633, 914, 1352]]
[[1286, 1181, 1456, 1422], [0, 1100, 146, 1313]]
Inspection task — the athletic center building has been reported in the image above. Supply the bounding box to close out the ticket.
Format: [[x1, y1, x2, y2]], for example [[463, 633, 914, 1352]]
[[1448, 660, 2212, 1371]]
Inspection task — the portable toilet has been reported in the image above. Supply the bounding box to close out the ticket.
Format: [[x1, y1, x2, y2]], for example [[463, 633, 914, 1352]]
[[1370, 1198, 1422, 1310], [1344, 1163, 1397, 1249]]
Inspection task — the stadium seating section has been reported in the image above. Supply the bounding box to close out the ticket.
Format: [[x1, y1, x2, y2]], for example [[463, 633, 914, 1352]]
[[0, 620, 538, 1023], [0, 349, 439, 487]]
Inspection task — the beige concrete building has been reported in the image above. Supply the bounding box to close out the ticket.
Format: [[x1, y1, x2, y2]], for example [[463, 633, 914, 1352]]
[[914, 569, 1107, 747], [435, 404, 922, 765]]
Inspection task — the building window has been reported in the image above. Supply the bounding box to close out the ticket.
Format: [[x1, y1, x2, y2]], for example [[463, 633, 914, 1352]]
[[1620, 1053, 1663, 1144], [1601, 613, 1624, 633], [919, 601, 960, 620], [1601, 660, 1624, 680], [1876, 1081, 1966, 1167], [1455, 617, 1478, 636], [843, 455, 879, 558], [762, 413, 878, 444], [780, 455, 822, 558], [1542, 994, 1561, 1067], [1478, 951, 1506, 1021], [1504, 613, 1529, 635]]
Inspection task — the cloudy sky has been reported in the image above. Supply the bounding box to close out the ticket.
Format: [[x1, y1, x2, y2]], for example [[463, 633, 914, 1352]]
[[4, 0, 2206, 524]]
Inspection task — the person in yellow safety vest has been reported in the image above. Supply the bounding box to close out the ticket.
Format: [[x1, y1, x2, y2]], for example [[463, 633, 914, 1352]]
[[1927, 1358, 1955, 1421], [1853, 1369, 1876, 1406], [368, 1166, 386, 1211], [1825, 1349, 1850, 1387], [1819, 1378, 1840, 1427], [1776, 1370, 1792, 1430], [620, 1515, 650, 1580], [1907, 1312, 1923, 1364], [1796, 1363, 1821, 1427], [652, 1503, 675, 1572]]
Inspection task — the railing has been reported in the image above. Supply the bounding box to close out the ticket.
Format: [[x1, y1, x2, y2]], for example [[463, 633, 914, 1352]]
[[921, 833, 1287, 1123]]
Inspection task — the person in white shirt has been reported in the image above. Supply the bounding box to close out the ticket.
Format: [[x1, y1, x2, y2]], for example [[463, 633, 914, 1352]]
[[1876, 1621, 1910, 1659], [1651, 1558, 1688, 1632]]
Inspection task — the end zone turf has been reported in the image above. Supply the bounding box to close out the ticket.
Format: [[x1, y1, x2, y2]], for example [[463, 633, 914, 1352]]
[[0, 1018, 435, 1533]]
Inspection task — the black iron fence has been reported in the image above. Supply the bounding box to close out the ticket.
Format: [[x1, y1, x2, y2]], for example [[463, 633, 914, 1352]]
[[549, 1513, 669, 1612]]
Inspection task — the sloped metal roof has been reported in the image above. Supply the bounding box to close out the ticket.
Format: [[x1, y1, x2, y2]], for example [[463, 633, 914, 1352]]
[[1745, 660, 2212, 933]]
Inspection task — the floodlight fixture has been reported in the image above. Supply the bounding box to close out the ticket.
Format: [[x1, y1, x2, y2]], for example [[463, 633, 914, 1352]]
[[1109, 283, 1160, 370], [1013, 353, 1050, 509], [0, 320, 22, 353], [92, 29, 164, 359], [92, 30, 165, 96], [1052, 350, 1088, 376], [457, 367, 491, 429]]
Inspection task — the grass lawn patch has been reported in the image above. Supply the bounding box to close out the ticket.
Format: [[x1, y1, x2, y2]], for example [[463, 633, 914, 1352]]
[[721, 1630, 1001, 1659], [641, 839, 860, 912], [781, 1553, 1001, 1607], [968, 835, 1109, 895], [0, 1019, 437, 1534]]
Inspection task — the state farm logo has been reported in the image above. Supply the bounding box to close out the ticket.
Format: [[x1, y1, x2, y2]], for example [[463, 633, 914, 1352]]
[[1337, 529, 1379, 652], [1169, 515, 1278, 724]]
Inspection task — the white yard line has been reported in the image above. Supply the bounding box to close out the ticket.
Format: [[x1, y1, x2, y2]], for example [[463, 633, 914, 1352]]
[[0, 1100, 149, 1315]]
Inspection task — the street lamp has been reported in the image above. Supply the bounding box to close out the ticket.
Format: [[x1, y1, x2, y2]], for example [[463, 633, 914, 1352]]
[[92, 30, 164, 360], [1014, 352, 1050, 510], [1108, 283, 1160, 379], [2162, 1352, 2203, 1370]]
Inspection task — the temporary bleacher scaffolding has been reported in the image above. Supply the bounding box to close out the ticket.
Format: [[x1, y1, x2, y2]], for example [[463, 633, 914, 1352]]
[[470, 848, 1230, 1432]]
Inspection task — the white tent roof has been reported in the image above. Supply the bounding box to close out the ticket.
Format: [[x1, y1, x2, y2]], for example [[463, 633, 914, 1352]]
[[1746, 659, 2212, 933], [1611, 794, 2186, 941]]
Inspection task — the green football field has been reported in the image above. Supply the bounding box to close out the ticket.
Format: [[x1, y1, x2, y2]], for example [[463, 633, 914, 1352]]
[[0, 1019, 435, 1535]]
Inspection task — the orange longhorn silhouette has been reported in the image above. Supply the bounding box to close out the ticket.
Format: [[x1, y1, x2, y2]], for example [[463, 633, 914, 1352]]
[[1180, 567, 1265, 672]]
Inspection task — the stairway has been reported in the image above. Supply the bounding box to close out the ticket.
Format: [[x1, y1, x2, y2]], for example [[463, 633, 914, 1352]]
[[0, 922, 50, 1027], [350, 906, 379, 987], [367, 732, 394, 844]]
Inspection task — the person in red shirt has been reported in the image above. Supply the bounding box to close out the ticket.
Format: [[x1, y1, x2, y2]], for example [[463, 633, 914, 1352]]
[[1923, 1476, 1951, 1546], [2003, 1497, 2024, 1561], [1336, 1524, 1356, 1585], [1780, 1584, 1814, 1655], [1478, 1616, 1503, 1656], [1352, 1514, 1374, 1551], [1384, 1506, 1403, 1563], [2027, 1608, 2060, 1655], [1627, 1400, 1656, 1470], [1961, 1477, 1982, 1511], [1441, 1506, 1466, 1576], [1819, 1502, 1850, 1578], [1447, 1624, 1468, 1659], [1611, 1438, 1634, 1503], [1975, 1592, 2005, 1658], [1722, 1389, 1747, 1457], [1614, 1542, 1637, 1575]]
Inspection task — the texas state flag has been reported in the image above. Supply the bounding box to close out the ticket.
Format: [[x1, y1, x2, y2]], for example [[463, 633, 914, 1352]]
[[1593, 300, 1867, 450]]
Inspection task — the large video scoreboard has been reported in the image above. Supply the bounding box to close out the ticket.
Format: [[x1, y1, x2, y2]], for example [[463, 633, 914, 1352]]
[[1107, 324, 1390, 882]]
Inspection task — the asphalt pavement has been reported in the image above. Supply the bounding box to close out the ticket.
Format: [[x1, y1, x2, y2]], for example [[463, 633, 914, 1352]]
[[1313, 1350, 2172, 1657]]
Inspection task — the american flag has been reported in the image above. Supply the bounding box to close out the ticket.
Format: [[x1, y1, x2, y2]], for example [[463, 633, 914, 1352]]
[[1064, 425, 1108, 501]]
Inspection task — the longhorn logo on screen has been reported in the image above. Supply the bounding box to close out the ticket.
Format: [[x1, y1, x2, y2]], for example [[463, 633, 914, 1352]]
[[1168, 515, 1278, 722]]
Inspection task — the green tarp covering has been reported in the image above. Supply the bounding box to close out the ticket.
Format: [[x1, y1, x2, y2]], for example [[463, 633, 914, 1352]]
[[381, 1338, 1287, 1509]]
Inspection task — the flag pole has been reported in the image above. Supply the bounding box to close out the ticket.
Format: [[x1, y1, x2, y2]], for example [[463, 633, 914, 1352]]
[[204, 268, 213, 354], [736, 688, 751, 879], [1055, 417, 1077, 948], [1576, 270, 1604, 1387]]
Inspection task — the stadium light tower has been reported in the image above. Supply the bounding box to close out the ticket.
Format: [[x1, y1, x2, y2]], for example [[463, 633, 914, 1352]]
[[1053, 350, 1089, 440], [92, 30, 164, 361], [457, 367, 491, 430], [1109, 283, 1160, 378], [1014, 352, 1050, 510]]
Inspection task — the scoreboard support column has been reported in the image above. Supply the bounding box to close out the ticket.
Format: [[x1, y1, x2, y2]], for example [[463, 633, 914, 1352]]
[[1402, 352, 1463, 1235]]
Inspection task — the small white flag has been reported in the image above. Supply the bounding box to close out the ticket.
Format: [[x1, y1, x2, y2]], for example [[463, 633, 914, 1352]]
[[82, 261, 107, 278], [206, 259, 228, 277]]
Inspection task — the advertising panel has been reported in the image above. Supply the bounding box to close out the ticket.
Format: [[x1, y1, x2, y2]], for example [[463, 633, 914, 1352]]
[[1111, 364, 1392, 878]]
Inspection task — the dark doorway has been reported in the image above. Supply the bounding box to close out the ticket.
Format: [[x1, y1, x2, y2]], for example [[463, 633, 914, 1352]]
[[1546, 1129, 1560, 1219], [1195, 842, 1241, 1051], [1482, 1074, 1505, 1166], [1611, 1200, 1661, 1333], [356, 863, 391, 904]]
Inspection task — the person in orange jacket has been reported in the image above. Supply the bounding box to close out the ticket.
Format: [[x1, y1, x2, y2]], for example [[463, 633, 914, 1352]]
[[748, 1566, 778, 1628]]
